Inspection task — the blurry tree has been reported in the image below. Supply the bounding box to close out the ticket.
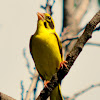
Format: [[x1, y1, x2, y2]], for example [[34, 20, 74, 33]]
[[61, 0, 100, 57], [62, 0, 89, 56]]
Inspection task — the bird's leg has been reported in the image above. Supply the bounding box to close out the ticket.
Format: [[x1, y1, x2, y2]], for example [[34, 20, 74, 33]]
[[44, 80, 50, 87], [60, 61, 69, 70]]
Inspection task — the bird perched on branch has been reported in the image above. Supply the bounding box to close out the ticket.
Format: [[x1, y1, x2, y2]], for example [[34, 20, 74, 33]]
[[30, 12, 64, 100]]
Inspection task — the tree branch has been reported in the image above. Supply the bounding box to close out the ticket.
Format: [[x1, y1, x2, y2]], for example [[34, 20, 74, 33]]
[[64, 0, 74, 27], [36, 10, 100, 100], [0, 92, 15, 100], [75, 0, 89, 24]]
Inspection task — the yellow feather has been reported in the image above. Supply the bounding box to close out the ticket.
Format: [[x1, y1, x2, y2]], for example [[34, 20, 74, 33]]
[[30, 13, 63, 100]]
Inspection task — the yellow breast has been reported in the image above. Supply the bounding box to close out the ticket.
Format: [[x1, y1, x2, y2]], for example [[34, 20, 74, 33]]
[[31, 32, 62, 80]]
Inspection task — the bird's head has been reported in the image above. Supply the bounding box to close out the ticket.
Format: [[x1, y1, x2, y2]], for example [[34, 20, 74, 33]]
[[37, 12, 55, 32]]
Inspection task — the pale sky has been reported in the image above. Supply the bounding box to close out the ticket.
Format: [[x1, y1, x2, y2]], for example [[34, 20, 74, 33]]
[[0, 0, 100, 100]]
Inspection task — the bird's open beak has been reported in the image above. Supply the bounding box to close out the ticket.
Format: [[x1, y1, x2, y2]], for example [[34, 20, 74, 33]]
[[37, 12, 45, 21]]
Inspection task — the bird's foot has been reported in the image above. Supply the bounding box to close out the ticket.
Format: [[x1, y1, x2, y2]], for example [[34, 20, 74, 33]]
[[44, 80, 50, 88], [60, 61, 69, 70]]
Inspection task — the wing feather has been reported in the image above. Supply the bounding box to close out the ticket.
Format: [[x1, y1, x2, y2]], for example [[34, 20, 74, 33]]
[[53, 33, 63, 60]]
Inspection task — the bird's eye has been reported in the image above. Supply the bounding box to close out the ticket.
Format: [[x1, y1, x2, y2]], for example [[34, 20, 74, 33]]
[[47, 16, 51, 20]]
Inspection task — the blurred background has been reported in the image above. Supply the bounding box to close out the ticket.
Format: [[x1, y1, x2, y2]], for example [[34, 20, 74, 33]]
[[0, 0, 100, 100]]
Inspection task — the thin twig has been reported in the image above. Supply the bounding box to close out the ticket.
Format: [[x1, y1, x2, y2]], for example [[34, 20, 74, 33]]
[[65, 83, 100, 100], [26, 71, 39, 100], [40, 0, 55, 16], [21, 80, 24, 100], [86, 42, 100, 46]]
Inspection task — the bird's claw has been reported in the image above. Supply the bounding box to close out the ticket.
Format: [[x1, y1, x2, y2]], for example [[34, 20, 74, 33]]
[[44, 80, 50, 88], [60, 61, 69, 70]]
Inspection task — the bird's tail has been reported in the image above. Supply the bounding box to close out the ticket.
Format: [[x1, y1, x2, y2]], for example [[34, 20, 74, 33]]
[[50, 84, 63, 100]]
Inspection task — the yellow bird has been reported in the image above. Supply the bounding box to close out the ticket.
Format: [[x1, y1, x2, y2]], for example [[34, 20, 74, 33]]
[[29, 12, 63, 100]]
